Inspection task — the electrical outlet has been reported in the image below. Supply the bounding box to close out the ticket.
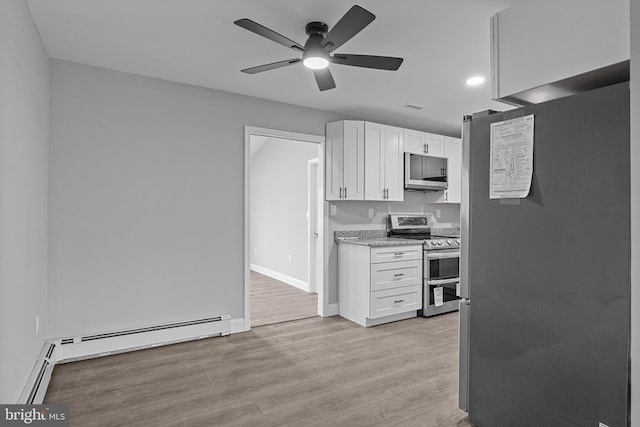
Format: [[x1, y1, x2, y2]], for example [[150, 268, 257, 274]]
[[288, 254, 292, 264], [436, 208, 441, 218], [254, 248, 258, 255], [330, 204, 337, 216], [35, 315, 39, 336], [368, 208, 374, 219]]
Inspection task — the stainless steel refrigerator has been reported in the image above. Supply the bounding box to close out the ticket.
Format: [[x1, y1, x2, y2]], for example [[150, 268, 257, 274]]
[[458, 82, 630, 427]]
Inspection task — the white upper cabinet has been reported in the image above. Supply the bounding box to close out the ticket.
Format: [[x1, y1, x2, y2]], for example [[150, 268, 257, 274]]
[[326, 121, 365, 200], [491, 0, 629, 104], [364, 123, 404, 201], [439, 137, 461, 204], [403, 129, 444, 156]]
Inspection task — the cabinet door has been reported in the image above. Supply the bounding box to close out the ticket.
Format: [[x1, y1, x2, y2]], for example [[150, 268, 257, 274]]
[[342, 121, 365, 200], [364, 122, 385, 200], [325, 121, 345, 200], [441, 137, 461, 203], [424, 132, 444, 156], [384, 125, 404, 201], [403, 128, 426, 154]]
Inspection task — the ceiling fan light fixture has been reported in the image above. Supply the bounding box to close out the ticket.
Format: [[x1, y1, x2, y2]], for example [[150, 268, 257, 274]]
[[303, 55, 330, 70]]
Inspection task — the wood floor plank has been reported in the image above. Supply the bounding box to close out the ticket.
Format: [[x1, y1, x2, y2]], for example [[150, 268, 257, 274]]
[[45, 314, 471, 426], [250, 270, 317, 327]]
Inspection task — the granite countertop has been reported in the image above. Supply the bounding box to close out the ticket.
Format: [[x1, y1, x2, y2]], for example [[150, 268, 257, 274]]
[[335, 230, 422, 247]]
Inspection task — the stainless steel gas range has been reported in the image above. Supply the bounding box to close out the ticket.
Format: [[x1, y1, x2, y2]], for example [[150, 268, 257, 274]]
[[388, 214, 461, 317]]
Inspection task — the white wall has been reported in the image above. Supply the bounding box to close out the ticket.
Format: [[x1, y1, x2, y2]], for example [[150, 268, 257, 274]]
[[630, 0, 639, 423], [0, 0, 50, 403], [327, 193, 460, 303], [250, 137, 319, 286], [48, 60, 347, 338]]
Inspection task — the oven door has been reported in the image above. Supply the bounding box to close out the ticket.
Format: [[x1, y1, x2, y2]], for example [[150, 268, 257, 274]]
[[425, 248, 460, 282]]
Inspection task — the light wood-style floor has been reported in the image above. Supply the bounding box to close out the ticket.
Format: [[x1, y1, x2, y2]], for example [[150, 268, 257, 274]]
[[44, 313, 470, 427], [250, 270, 318, 327]]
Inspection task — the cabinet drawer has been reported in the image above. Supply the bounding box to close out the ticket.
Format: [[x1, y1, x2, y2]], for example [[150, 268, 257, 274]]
[[370, 245, 422, 263], [370, 260, 422, 291], [370, 285, 422, 319]]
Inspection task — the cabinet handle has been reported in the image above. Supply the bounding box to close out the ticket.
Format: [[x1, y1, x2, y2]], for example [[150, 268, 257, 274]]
[[345, 187, 348, 198], [339, 187, 343, 199], [394, 252, 405, 256], [394, 299, 405, 304], [423, 143, 428, 154], [394, 273, 405, 278]]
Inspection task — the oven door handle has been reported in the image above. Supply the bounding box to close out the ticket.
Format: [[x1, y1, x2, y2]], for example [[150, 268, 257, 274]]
[[426, 251, 460, 260], [427, 278, 460, 286]]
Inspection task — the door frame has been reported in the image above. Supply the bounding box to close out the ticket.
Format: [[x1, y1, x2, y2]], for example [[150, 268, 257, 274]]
[[244, 126, 327, 331], [307, 158, 320, 294]]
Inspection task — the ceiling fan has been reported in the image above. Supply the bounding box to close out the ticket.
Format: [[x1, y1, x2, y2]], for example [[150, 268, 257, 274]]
[[234, 5, 404, 91]]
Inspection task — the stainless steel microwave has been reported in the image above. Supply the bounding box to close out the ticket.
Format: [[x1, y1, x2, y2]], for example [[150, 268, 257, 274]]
[[404, 152, 448, 191]]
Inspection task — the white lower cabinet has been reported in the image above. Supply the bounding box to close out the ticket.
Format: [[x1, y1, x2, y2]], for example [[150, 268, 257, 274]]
[[338, 244, 423, 327]]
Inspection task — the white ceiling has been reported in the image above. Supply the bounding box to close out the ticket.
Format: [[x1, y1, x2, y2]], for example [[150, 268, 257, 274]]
[[26, 0, 520, 136]]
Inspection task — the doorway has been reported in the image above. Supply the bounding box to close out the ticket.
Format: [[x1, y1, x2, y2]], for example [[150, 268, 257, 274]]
[[244, 127, 326, 330]]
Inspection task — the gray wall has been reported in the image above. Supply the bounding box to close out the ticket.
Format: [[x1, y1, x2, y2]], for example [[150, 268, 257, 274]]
[[631, 0, 639, 424], [0, 0, 50, 403], [48, 60, 347, 338], [250, 137, 320, 283]]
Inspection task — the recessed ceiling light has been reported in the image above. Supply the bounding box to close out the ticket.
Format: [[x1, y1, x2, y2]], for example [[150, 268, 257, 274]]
[[466, 76, 485, 86]]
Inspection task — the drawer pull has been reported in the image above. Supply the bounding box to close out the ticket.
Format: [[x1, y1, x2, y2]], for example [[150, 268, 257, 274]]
[[394, 252, 405, 256], [394, 299, 405, 304], [393, 273, 405, 279]]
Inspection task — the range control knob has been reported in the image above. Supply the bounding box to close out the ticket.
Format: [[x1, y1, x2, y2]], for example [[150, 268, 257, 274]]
[[456, 239, 461, 245], [447, 239, 453, 245]]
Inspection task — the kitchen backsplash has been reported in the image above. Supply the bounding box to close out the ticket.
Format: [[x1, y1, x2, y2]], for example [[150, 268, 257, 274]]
[[328, 190, 460, 231]]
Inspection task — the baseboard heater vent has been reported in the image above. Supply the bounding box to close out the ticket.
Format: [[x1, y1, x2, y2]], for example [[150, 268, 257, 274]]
[[19, 314, 232, 405], [26, 360, 49, 404], [80, 316, 226, 342], [45, 343, 56, 359], [55, 314, 231, 364]]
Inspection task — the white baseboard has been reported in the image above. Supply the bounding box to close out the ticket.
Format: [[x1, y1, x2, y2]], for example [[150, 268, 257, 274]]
[[18, 315, 247, 404], [250, 264, 310, 292], [322, 303, 339, 317], [231, 317, 249, 334]]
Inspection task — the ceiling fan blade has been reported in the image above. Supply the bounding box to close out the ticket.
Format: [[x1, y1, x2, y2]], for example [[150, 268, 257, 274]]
[[241, 58, 302, 74], [234, 18, 304, 52], [313, 68, 336, 91], [322, 6, 375, 53], [332, 54, 403, 71]]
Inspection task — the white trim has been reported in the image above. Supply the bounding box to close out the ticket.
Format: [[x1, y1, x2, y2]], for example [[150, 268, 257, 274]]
[[324, 302, 339, 317], [250, 264, 310, 292], [307, 157, 320, 294], [244, 126, 327, 331], [231, 317, 248, 334]]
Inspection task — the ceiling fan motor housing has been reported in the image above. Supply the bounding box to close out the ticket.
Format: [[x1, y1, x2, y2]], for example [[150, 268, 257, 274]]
[[305, 21, 328, 37]]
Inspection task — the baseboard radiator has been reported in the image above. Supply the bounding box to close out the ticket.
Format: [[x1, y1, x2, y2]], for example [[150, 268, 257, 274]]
[[18, 315, 231, 404]]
